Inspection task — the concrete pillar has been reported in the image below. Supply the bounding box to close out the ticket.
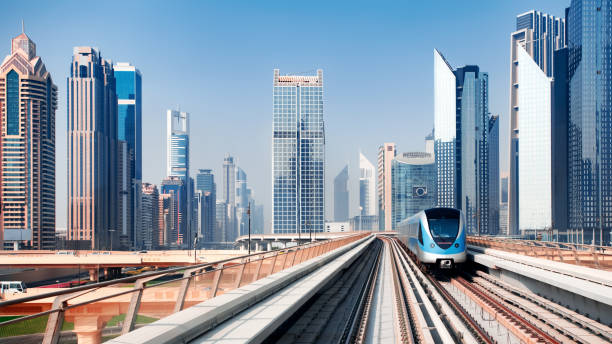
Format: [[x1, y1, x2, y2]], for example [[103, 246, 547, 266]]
[[70, 315, 111, 344], [89, 269, 98, 282], [255, 241, 260, 251]]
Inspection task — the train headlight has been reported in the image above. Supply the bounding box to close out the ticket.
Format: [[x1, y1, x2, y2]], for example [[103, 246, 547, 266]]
[[430, 243, 435, 248], [454, 243, 459, 248]]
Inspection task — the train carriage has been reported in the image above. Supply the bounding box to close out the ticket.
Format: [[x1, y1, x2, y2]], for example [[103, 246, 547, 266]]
[[397, 207, 466, 269]]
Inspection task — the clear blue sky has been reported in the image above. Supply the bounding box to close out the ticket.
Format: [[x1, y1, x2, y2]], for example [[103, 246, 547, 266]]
[[2, 0, 567, 230]]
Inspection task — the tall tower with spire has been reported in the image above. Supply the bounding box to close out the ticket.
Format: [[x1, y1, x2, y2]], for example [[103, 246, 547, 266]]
[[0, 30, 57, 249]]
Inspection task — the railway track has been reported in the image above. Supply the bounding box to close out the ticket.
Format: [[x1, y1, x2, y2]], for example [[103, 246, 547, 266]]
[[471, 270, 612, 344], [264, 239, 382, 344]]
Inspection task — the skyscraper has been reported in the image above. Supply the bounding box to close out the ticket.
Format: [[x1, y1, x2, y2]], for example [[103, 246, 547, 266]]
[[0, 31, 57, 249], [377, 143, 396, 231], [222, 155, 237, 240], [391, 152, 436, 229], [160, 176, 187, 246], [141, 183, 159, 250], [215, 200, 227, 242], [68, 47, 119, 250], [488, 115, 500, 235], [272, 69, 325, 234], [434, 49, 492, 235], [115, 62, 142, 248], [196, 169, 216, 242], [333, 165, 349, 221], [235, 166, 250, 237], [517, 45, 554, 233], [567, 0, 612, 245], [167, 109, 189, 179], [509, 10, 565, 236], [433, 50, 457, 208], [359, 153, 376, 217]]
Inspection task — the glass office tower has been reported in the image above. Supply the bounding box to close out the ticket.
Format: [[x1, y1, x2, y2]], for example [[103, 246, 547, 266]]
[[391, 152, 436, 229], [518, 45, 553, 232], [68, 47, 119, 250], [196, 169, 216, 242], [434, 50, 492, 235], [360, 152, 376, 216], [114, 62, 142, 248], [567, 0, 612, 245], [166, 110, 189, 179], [272, 69, 324, 234], [509, 10, 565, 236], [433, 49, 457, 208]]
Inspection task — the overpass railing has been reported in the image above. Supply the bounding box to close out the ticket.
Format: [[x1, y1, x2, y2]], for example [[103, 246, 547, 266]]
[[0, 233, 368, 344], [467, 236, 612, 270]]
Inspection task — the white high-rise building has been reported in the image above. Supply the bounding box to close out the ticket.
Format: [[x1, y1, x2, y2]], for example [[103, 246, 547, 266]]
[[359, 152, 376, 216]]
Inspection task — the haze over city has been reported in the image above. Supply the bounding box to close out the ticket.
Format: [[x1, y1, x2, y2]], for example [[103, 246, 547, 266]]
[[1, 0, 565, 230]]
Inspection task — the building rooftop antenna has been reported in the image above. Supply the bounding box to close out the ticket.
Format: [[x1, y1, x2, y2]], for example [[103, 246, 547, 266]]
[[21, 19, 24, 33]]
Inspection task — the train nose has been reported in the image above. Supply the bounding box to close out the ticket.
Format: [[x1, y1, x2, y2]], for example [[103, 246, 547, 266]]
[[439, 259, 453, 269]]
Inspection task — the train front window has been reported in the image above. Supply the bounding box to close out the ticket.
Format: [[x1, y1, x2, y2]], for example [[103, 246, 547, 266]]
[[427, 218, 459, 248], [425, 208, 460, 249]]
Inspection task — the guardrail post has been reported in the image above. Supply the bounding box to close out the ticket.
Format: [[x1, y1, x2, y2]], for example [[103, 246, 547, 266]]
[[290, 248, 298, 267], [278, 251, 289, 272], [122, 274, 165, 335], [234, 259, 247, 289], [268, 254, 278, 275], [42, 297, 67, 344], [174, 268, 199, 313], [253, 255, 264, 282], [211, 264, 224, 297]]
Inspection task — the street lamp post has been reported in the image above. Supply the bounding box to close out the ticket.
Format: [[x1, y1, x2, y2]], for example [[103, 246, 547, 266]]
[[248, 202, 251, 255]]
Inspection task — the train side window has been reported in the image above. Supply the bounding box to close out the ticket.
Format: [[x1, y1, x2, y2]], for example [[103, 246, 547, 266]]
[[418, 223, 424, 245]]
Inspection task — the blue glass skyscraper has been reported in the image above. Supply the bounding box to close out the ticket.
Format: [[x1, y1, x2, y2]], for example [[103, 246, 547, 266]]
[[196, 169, 216, 242], [567, 0, 612, 245], [114, 63, 142, 248], [114, 63, 142, 180], [272, 69, 324, 234]]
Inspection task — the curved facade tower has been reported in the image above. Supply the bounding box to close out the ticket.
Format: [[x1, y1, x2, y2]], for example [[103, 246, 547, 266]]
[[0, 31, 57, 249]]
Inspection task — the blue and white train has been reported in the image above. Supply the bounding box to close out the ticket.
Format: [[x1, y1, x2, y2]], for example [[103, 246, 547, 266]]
[[397, 208, 466, 269]]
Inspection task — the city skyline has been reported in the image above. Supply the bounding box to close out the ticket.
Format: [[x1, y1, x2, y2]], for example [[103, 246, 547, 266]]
[[1, 1, 568, 230]]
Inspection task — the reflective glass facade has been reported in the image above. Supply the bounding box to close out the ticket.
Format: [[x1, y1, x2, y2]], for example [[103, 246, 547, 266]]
[[433, 49, 457, 208], [196, 169, 216, 243], [567, 0, 612, 245], [272, 69, 324, 234], [518, 45, 553, 231], [114, 64, 142, 180], [359, 152, 376, 216], [509, 11, 565, 235], [434, 50, 492, 235], [166, 110, 189, 179], [391, 152, 436, 229]]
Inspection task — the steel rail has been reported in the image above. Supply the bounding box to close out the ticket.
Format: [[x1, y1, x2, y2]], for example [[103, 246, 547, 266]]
[[343, 237, 382, 344], [392, 238, 493, 344], [455, 276, 560, 344]]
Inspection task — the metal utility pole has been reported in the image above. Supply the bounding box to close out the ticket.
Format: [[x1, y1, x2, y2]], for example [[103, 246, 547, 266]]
[[248, 203, 251, 255]]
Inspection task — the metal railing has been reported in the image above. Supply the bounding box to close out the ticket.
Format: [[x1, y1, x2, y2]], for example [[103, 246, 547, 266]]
[[0, 233, 367, 344], [467, 236, 612, 270]]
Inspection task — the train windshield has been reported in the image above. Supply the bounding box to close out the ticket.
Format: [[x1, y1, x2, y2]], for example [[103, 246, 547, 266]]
[[425, 208, 460, 249]]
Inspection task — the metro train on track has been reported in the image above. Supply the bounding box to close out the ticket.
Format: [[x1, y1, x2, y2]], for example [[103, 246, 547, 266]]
[[397, 207, 466, 269]]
